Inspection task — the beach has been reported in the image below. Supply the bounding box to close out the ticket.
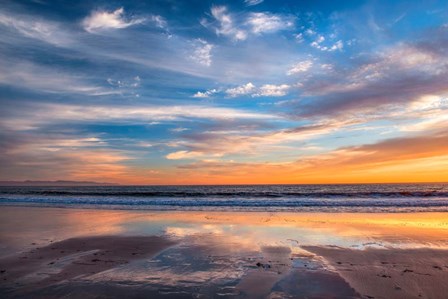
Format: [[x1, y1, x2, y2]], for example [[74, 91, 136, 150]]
[[1, 206, 447, 298]]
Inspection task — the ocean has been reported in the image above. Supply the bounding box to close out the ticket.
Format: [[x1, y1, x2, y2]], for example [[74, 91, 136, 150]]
[[0, 183, 447, 212]]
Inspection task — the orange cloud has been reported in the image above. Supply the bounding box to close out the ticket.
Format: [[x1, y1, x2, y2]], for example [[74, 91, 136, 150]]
[[161, 131, 448, 184]]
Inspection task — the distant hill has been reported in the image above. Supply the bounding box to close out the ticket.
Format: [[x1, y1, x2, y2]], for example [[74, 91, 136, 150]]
[[0, 180, 119, 186]]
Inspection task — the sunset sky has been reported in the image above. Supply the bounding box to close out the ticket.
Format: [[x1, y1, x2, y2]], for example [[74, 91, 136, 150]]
[[1, 0, 447, 184]]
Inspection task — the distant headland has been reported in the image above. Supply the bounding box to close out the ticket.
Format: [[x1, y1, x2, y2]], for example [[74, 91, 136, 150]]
[[0, 180, 119, 186]]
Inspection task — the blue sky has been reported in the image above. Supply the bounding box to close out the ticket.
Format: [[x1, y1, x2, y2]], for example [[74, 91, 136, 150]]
[[1, 0, 448, 184]]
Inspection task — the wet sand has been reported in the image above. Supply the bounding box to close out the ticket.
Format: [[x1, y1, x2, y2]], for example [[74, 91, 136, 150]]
[[303, 246, 448, 299], [0, 206, 447, 298]]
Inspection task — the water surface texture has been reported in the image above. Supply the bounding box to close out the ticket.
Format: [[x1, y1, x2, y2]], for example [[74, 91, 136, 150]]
[[1, 184, 447, 212]]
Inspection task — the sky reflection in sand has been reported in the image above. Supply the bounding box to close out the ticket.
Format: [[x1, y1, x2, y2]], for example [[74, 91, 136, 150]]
[[2, 207, 448, 257], [1, 207, 448, 298]]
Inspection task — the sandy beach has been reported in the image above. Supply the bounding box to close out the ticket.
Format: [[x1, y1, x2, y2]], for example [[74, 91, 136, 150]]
[[1, 206, 448, 298]]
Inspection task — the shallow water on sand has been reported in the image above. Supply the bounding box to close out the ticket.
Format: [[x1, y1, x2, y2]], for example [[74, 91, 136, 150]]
[[1, 207, 448, 298]]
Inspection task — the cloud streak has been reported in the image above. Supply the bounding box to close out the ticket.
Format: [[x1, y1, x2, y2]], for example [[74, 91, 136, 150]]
[[82, 7, 145, 33]]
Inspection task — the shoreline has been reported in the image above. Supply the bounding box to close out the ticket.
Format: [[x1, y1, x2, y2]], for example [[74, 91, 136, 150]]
[[2, 202, 448, 214]]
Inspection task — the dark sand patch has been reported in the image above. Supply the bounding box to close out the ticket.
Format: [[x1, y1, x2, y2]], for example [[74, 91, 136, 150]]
[[303, 246, 448, 299], [0, 235, 176, 297], [237, 245, 359, 298], [237, 246, 292, 297]]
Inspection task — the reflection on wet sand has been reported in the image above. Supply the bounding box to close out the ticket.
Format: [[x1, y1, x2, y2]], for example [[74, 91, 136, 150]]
[[1, 207, 448, 298]]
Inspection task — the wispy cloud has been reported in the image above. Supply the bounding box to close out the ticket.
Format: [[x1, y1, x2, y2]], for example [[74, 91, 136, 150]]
[[287, 60, 313, 75], [286, 39, 448, 118], [82, 7, 145, 33], [203, 6, 247, 41], [0, 11, 71, 46], [201, 7, 294, 41], [244, 0, 264, 6], [174, 130, 448, 183], [0, 61, 118, 96], [1, 1, 448, 183], [1, 103, 278, 131], [246, 12, 295, 34], [151, 15, 167, 29]]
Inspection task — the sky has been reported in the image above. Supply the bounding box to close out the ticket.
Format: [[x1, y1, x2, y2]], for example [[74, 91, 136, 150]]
[[0, 0, 447, 184]]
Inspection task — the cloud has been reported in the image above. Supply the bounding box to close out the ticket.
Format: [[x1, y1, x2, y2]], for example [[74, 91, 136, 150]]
[[287, 60, 313, 75], [82, 7, 144, 33], [190, 39, 213, 66], [311, 35, 343, 52], [166, 151, 205, 160], [225, 83, 256, 97], [246, 12, 294, 34], [201, 7, 294, 42], [225, 83, 290, 97], [0, 11, 71, 46], [193, 88, 218, 98], [0, 61, 118, 96], [151, 15, 167, 29], [170, 127, 189, 133], [244, 0, 264, 6], [318, 131, 448, 171], [287, 41, 448, 118], [255, 84, 290, 97], [294, 33, 304, 43], [320, 64, 333, 70], [174, 130, 448, 183], [1, 103, 277, 131], [0, 130, 133, 182], [203, 6, 247, 41], [106, 76, 141, 88], [163, 118, 352, 163]]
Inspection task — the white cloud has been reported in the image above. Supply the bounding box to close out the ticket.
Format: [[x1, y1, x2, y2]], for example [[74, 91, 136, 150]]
[[329, 40, 344, 51], [321, 64, 333, 70], [244, 0, 264, 6], [225, 82, 291, 97], [246, 12, 294, 34], [1, 103, 277, 131], [350, 44, 442, 84], [294, 33, 304, 43], [310, 35, 325, 49], [409, 95, 445, 111], [0, 12, 70, 46], [0, 61, 118, 96], [166, 151, 204, 160], [191, 39, 213, 66], [193, 88, 218, 98], [107, 76, 141, 88], [311, 35, 343, 52], [255, 84, 290, 97], [225, 82, 256, 97], [201, 7, 294, 41], [82, 7, 144, 33], [204, 6, 247, 41], [287, 60, 313, 75], [316, 35, 325, 43], [151, 15, 167, 29], [305, 29, 316, 36], [166, 150, 223, 160], [170, 127, 189, 133]]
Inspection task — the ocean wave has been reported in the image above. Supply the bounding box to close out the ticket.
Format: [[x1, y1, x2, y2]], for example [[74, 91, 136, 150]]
[[1, 184, 447, 212], [1, 189, 447, 198]]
